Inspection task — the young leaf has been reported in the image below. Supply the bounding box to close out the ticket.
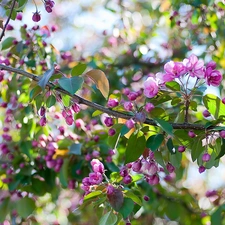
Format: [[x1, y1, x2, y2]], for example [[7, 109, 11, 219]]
[[125, 132, 146, 164], [203, 94, 225, 119], [84, 190, 103, 201], [46, 95, 56, 108], [38, 68, 55, 89], [154, 118, 173, 136], [146, 134, 164, 151], [86, 69, 109, 99], [1, 37, 15, 50], [58, 76, 84, 95], [165, 81, 180, 91], [99, 211, 117, 225], [71, 63, 87, 76]]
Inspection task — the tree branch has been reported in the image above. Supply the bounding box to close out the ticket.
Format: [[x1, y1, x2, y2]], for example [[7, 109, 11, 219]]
[[0, 64, 218, 131], [0, 0, 17, 42]]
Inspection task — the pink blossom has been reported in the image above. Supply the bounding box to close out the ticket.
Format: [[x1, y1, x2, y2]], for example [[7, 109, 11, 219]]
[[143, 77, 159, 98], [205, 67, 222, 86], [144, 102, 154, 113], [125, 119, 135, 129], [107, 99, 119, 108], [89, 172, 103, 185], [183, 54, 205, 78], [91, 159, 104, 173], [163, 61, 186, 82]]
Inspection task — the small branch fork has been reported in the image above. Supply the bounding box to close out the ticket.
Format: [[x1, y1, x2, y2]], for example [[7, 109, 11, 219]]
[[0, 64, 217, 131], [0, 0, 17, 42]]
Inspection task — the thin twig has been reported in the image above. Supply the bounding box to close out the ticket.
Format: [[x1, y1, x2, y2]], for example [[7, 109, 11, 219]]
[[0, 64, 219, 131], [0, 0, 17, 42]]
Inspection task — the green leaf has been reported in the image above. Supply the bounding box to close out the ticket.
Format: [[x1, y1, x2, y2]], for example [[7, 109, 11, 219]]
[[169, 151, 182, 168], [108, 124, 123, 148], [218, 2, 225, 9], [118, 198, 134, 219], [190, 100, 197, 111], [71, 63, 87, 76], [59, 158, 69, 188], [58, 76, 83, 95], [154, 118, 173, 136], [203, 94, 225, 119], [146, 134, 164, 151], [86, 69, 109, 99], [92, 110, 103, 117], [165, 81, 180, 91], [125, 132, 146, 164], [38, 68, 55, 89], [62, 94, 71, 107], [46, 95, 56, 108], [99, 211, 117, 225], [211, 205, 225, 225], [16, 197, 35, 218], [84, 190, 102, 201], [29, 86, 42, 101], [0, 198, 10, 222], [124, 190, 142, 206], [69, 143, 82, 155], [215, 139, 225, 160], [190, 138, 204, 162], [1, 37, 15, 50], [167, 138, 175, 154]]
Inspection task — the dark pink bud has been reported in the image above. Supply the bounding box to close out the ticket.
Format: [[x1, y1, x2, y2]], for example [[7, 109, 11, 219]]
[[125, 119, 135, 129], [107, 185, 114, 195], [104, 117, 114, 127], [108, 128, 116, 136], [85, 153, 92, 161], [145, 102, 155, 113], [108, 149, 115, 156], [40, 116, 47, 126], [6, 24, 13, 30], [93, 135, 99, 142], [107, 99, 119, 108], [132, 161, 142, 172], [120, 167, 128, 177], [205, 190, 217, 197], [166, 162, 175, 173], [147, 174, 159, 185], [32, 11, 41, 22], [46, 160, 56, 168], [92, 150, 100, 158], [178, 145, 186, 152], [222, 98, 225, 104], [202, 153, 211, 162], [143, 195, 150, 201], [71, 102, 80, 113], [188, 130, 196, 138], [220, 130, 225, 138], [123, 175, 132, 184], [65, 115, 74, 125], [128, 92, 138, 101], [199, 165, 206, 173], [203, 110, 210, 117], [123, 102, 133, 111], [39, 106, 46, 116], [16, 13, 23, 20], [3, 127, 9, 132]]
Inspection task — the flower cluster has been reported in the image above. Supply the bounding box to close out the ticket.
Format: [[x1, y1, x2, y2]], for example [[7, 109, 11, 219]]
[[143, 54, 223, 98], [81, 159, 105, 194]]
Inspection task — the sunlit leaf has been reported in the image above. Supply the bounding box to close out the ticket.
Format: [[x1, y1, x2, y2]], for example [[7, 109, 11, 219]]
[[165, 81, 180, 91], [124, 190, 142, 206], [86, 69, 109, 99], [84, 190, 102, 201], [203, 94, 225, 119], [71, 63, 87, 76], [1, 37, 15, 50]]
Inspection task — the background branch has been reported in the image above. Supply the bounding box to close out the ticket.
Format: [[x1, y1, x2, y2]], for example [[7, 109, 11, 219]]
[[0, 64, 217, 131], [0, 0, 16, 42]]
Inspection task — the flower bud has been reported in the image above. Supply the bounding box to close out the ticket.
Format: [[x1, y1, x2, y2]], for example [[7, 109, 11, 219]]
[[202, 153, 211, 162]]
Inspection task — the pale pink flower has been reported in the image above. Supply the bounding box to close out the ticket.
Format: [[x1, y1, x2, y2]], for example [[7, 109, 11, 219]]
[[163, 61, 186, 82], [143, 77, 159, 98], [183, 54, 205, 78]]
